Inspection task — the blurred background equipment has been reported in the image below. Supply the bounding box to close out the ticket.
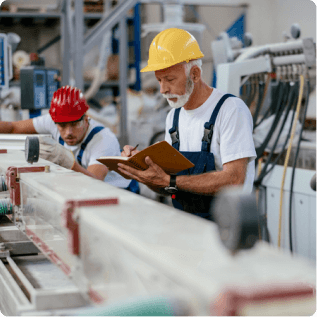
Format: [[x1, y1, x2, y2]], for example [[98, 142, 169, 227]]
[[20, 66, 60, 113], [0, 33, 13, 89]]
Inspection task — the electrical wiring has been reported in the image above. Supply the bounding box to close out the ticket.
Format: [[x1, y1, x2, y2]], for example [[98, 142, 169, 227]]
[[278, 74, 304, 248], [254, 80, 283, 129], [254, 81, 299, 185], [253, 73, 272, 127], [255, 81, 291, 162], [245, 76, 258, 108], [289, 75, 310, 252]]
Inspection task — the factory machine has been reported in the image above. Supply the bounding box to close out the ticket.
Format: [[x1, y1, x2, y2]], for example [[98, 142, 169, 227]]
[[212, 27, 316, 263], [0, 136, 314, 316], [0, 32, 60, 122]]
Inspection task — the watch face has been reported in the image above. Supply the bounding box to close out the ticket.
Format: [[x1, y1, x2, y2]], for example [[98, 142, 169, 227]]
[[165, 186, 178, 194]]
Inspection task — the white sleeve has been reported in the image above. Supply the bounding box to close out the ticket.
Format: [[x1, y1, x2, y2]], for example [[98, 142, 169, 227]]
[[32, 113, 56, 135], [86, 130, 122, 167], [219, 100, 256, 165]]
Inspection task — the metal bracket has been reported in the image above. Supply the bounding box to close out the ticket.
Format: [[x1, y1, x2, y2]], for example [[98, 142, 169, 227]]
[[6, 166, 47, 206], [62, 198, 119, 256]]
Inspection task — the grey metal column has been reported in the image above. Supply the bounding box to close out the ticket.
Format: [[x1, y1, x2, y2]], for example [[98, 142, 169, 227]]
[[74, 0, 84, 91], [119, 17, 128, 147], [83, 0, 138, 55], [61, 0, 71, 86]]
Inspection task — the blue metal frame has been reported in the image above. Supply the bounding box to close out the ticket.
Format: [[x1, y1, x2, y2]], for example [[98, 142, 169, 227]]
[[111, 2, 141, 91], [132, 3, 141, 91], [212, 13, 245, 88]]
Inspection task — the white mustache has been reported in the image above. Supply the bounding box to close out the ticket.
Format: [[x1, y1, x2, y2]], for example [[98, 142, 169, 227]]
[[162, 94, 181, 99]]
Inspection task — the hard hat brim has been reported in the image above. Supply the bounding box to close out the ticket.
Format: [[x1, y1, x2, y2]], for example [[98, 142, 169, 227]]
[[51, 113, 86, 123], [140, 54, 204, 73]]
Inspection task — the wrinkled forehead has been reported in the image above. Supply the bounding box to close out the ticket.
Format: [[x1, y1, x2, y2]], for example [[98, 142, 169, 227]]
[[154, 62, 186, 79]]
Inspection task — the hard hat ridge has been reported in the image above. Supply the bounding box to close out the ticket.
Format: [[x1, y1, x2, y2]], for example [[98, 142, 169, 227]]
[[49, 85, 89, 123]]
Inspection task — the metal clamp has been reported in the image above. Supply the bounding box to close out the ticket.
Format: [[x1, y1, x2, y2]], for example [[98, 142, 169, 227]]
[[6, 166, 46, 206], [202, 125, 214, 145], [62, 198, 119, 256]]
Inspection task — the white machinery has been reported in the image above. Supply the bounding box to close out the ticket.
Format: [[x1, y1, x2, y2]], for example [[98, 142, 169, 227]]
[[212, 28, 316, 262], [214, 33, 315, 96], [0, 136, 315, 316]]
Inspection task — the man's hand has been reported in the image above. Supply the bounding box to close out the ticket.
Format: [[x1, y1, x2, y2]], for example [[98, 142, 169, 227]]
[[121, 145, 140, 157], [118, 156, 169, 188], [39, 136, 75, 169]]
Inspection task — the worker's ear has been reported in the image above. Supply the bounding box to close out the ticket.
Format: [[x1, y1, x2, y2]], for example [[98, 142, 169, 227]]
[[191, 66, 201, 83]]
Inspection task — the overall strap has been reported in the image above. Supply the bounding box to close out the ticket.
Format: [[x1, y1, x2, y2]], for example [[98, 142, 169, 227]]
[[168, 108, 181, 151], [77, 126, 104, 166], [59, 136, 64, 145], [201, 93, 235, 152]]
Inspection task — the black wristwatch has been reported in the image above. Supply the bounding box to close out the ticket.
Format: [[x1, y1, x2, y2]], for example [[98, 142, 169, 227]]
[[165, 175, 178, 194]]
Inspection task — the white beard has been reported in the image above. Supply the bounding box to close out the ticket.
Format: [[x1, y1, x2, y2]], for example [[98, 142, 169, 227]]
[[163, 77, 194, 109]]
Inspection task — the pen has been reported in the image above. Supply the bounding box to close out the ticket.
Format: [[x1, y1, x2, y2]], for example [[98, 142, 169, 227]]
[[131, 144, 139, 152]]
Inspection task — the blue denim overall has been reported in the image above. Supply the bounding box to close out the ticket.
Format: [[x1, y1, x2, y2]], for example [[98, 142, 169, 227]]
[[169, 94, 234, 220], [59, 126, 104, 166]]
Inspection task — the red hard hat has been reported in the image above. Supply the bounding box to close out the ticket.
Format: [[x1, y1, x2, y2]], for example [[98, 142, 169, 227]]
[[49, 86, 89, 123]]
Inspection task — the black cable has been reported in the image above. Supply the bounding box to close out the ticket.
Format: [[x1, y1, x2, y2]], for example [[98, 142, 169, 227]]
[[253, 80, 265, 128], [254, 82, 299, 184], [254, 88, 299, 186], [255, 81, 291, 163], [245, 80, 257, 108], [289, 77, 310, 252], [254, 80, 283, 128], [257, 184, 270, 242], [241, 81, 250, 104], [257, 104, 298, 182]]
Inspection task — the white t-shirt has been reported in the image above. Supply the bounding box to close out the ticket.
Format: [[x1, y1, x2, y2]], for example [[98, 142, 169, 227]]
[[165, 88, 256, 192], [33, 114, 131, 188]]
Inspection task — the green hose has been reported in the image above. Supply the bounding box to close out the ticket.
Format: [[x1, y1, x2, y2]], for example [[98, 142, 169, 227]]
[[0, 199, 12, 215]]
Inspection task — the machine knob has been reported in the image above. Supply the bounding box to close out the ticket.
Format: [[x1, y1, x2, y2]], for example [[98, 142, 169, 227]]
[[291, 23, 301, 39], [25, 136, 39, 164], [212, 187, 259, 254]]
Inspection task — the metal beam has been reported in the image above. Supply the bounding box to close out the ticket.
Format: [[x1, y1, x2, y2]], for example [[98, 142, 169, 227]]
[[216, 55, 272, 96], [61, 0, 71, 86], [119, 16, 128, 147], [0, 12, 61, 18], [74, 0, 84, 91], [140, 0, 248, 6], [83, 0, 138, 55]]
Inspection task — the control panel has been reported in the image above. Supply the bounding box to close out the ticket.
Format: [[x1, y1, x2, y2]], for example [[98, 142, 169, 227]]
[[20, 66, 60, 110], [46, 69, 59, 107]]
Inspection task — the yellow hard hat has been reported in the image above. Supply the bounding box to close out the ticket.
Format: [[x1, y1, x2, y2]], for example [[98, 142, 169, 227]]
[[141, 28, 204, 72]]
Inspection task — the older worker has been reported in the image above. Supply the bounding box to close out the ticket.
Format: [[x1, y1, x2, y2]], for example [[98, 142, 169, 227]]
[[120, 28, 256, 219], [0, 85, 131, 189]]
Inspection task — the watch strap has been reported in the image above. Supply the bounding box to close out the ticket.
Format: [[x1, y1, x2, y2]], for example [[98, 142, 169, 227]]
[[170, 174, 177, 187]]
